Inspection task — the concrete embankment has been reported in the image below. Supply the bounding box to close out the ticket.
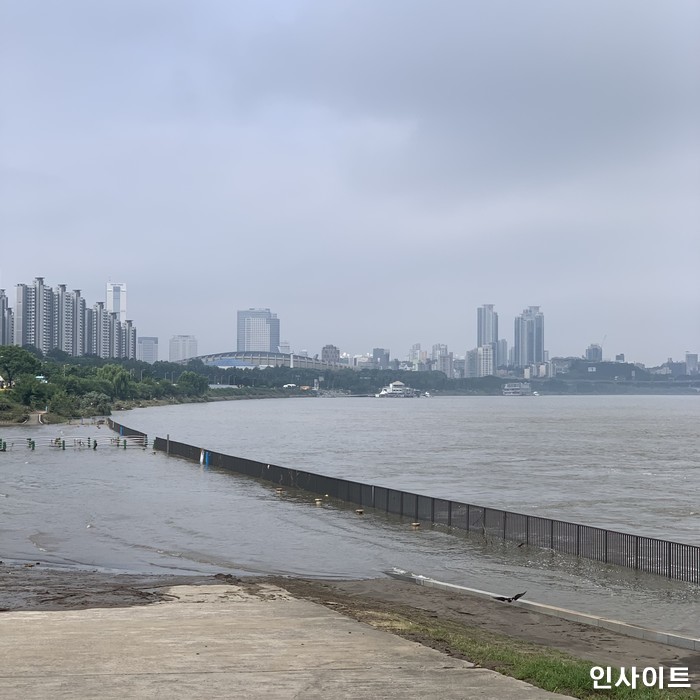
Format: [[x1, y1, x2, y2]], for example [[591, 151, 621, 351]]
[[0, 581, 568, 700]]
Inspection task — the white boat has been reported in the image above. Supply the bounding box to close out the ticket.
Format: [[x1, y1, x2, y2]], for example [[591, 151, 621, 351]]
[[375, 381, 419, 398], [502, 382, 532, 396]]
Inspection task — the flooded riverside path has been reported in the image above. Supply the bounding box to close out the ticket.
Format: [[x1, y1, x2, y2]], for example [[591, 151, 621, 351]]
[[1, 395, 698, 637]]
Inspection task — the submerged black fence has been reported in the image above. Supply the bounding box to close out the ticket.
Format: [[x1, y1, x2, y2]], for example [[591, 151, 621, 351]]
[[108, 419, 700, 584]]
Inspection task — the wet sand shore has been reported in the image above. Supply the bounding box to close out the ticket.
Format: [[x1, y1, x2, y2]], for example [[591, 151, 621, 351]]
[[1, 563, 696, 681]]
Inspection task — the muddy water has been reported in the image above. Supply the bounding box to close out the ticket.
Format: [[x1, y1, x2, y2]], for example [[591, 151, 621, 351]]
[[1, 394, 698, 637]]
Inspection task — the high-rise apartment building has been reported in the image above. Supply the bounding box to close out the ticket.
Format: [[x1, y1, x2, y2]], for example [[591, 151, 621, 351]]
[[513, 306, 545, 368], [55, 285, 87, 356], [0, 289, 13, 346], [465, 348, 479, 378], [169, 335, 198, 362], [477, 304, 499, 366], [436, 350, 454, 378], [686, 352, 698, 375], [89, 302, 110, 358], [106, 282, 127, 323], [137, 337, 159, 364], [477, 345, 494, 377], [15, 277, 54, 354], [237, 308, 280, 353]]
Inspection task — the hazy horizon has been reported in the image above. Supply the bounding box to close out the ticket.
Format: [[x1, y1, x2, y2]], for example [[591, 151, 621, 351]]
[[2, 1, 698, 366]]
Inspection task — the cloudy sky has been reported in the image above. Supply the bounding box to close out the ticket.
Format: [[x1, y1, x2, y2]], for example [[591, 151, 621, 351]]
[[1, 0, 698, 365]]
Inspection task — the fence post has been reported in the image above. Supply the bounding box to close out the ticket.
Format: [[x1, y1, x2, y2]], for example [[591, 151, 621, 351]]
[[526, 516, 529, 545], [634, 536, 639, 570], [576, 525, 580, 557], [604, 530, 608, 563], [447, 501, 452, 527], [503, 510, 507, 540], [166, 434, 170, 455]]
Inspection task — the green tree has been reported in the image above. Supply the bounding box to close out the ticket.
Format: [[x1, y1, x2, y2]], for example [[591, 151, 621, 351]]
[[176, 371, 209, 396], [11, 374, 51, 408], [48, 390, 79, 417], [97, 364, 133, 400], [78, 392, 112, 415], [0, 346, 42, 387]]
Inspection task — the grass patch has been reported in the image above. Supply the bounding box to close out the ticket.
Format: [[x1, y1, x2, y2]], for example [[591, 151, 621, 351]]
[[358, 610, 697, 700]]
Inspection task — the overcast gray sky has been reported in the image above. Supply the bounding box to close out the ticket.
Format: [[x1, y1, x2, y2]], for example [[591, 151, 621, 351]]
[[1, 0, 698, 365]]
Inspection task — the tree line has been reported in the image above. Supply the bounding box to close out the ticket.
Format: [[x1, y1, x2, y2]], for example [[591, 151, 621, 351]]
[[0, 346, 210, 422]]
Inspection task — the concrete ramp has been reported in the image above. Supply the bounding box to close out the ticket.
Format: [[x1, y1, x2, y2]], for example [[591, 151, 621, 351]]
[[0, 583, 569, 699]]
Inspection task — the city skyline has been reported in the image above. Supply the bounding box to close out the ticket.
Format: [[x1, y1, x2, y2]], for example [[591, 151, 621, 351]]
[[0, 280, 695, 368], [1, 2, 697, 365], [1, 277, 137, 360]]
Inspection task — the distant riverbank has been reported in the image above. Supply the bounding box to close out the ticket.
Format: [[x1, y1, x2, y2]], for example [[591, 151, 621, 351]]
[[0, 387, 311, 427]]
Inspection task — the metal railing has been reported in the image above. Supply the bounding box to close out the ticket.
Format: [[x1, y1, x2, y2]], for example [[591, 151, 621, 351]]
[[108, 419, 700, 584]]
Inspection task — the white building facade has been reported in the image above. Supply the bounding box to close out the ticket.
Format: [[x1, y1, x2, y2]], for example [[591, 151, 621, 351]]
[[106, 282, 127, 323], [169, 335, 198, 362], [237, 308, 280, 353], [137, 337, 159, 364]]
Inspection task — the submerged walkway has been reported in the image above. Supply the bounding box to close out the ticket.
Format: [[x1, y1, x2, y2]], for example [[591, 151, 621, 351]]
[[0, 582, 568, 699]]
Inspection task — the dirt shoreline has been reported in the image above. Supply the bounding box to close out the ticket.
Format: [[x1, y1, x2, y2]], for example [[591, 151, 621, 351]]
[[1, 564, 696, 680]]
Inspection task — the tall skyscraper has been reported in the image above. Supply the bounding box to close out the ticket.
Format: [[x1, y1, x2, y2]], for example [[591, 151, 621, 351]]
[[477, 304, 499, 366], [106, 282, 127, 323], [169, 335, 198, 362], [137, 337, 159, 364], [237, 308, 280, 352], [513, 306, 545, 368]]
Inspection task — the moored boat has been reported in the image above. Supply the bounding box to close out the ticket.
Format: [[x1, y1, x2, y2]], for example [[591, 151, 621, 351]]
[[502, 382, 532, 396], [375, 381, 419, 397]]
